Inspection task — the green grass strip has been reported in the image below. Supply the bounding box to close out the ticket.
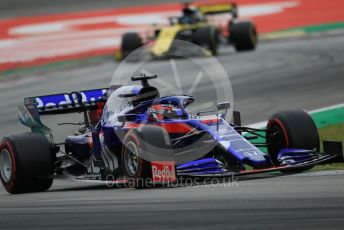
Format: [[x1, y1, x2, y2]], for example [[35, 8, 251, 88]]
[[312, 106, 344, 128]]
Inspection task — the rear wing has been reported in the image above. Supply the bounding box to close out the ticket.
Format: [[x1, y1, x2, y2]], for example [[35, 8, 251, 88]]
[[17, 88, 108, 142], [26, 88, 108, 115], [196, 2, 238, 17]]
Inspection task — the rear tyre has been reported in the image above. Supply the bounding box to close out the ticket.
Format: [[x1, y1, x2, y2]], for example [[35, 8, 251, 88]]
[[120, 32, 143, 59], [122, 133, 151, 188], [266, 110, 320, 172], [0, 133, 54, 194], [229, 21, 257, 51], [121, 126, 172, 188], [193, 26, 219, 55]]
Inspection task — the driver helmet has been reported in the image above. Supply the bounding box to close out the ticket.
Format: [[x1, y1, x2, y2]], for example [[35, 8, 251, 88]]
[[148, 104, 177, 121], [181, 3, 201, 23]]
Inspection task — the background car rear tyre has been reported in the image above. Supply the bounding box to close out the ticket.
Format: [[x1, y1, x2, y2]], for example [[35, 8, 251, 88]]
[[229, 21, 257, 51], [266, 110, 320, 172], [121, 126, 172, 188], [0, 133, 54, 194], [193, 26, 219, 55], [120, 32, 143, 59]]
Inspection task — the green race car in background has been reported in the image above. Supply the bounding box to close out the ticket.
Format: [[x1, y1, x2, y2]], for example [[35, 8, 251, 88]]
[[117, 2, 258, 60]]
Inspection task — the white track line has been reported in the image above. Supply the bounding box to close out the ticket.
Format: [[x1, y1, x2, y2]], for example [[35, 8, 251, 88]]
[[309, 103, 344, 114], [248, 103, 344, 128]]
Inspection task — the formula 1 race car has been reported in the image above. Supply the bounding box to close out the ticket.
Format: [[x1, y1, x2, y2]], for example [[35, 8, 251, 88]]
[[0, 75, 341, 194], [118, 2, 257, 60]]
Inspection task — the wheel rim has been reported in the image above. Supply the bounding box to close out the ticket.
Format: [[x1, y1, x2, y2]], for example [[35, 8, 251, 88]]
[[0, 149, 12, 183], [124, 141, 139, 177], [267, 123, 287, 165]]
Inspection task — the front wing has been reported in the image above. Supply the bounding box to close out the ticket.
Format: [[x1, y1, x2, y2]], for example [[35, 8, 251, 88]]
[[177, 153, 339, 178]]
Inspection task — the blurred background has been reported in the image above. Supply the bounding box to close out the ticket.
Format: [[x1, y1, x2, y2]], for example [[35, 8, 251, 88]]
[[0, 1, 344, 229]]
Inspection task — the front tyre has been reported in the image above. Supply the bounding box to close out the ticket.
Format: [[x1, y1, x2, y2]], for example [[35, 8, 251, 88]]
[[229, 21, 257, 51], [266, 110, 320, 172], [0, 133, 54, 194], [120, 32, 143, 59], [194, 26, 219, 56]]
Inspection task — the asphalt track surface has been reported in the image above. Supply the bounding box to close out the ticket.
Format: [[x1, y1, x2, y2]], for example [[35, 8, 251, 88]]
[[1, 1, 344, 229], [1, 172, 344, 230], [1, 34, 344, 140], [0, 32, 344, 229]]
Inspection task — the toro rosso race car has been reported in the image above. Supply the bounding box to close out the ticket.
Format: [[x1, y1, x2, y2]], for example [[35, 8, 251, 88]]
[[118, 2, 257, 60], [0, 75, 341, 194]]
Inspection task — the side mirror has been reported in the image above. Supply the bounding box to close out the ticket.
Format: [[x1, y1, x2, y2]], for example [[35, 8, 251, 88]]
[[217, 102, 231, 111]]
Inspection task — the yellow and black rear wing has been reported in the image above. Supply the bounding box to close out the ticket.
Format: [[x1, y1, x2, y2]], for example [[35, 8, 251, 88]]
[[196, 2, 238, 18]]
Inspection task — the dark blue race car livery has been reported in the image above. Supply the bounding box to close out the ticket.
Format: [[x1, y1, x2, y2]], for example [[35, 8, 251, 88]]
[[0, 74, 341, 193]]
